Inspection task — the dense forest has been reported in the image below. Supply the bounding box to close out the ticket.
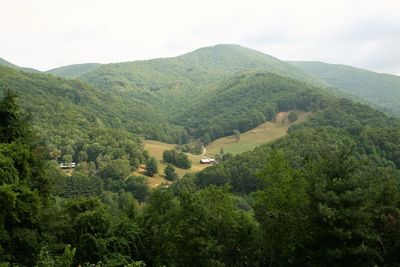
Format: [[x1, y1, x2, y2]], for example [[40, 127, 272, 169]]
[[172, 73, 328, 141], [1, 89, 400, 266], [1, 44, 400, 266], [289, 61, 400, 115]]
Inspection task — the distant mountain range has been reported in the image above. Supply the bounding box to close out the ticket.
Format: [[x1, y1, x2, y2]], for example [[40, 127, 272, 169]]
[[2, 44, 400, 116], [0, 58, 40, 73], [288, 61, 400, 115]]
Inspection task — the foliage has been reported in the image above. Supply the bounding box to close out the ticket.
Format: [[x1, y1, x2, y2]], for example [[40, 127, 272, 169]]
[[164, 164, 178, 181], [173, 73, 328, 141], [140, 186, 261, 266], [254, 151, 310, 266], [290, 61, 400, 115], [145, 157, 158, 177], [125, 176, 150, 203], [162, 149, 192, 169], [3, 46, 400, 266], [0, 92, 50, 266], [288, 111, 298, 123]]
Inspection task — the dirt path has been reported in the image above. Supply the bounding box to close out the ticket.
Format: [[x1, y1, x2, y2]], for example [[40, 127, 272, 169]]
[[201, 145, 206, 156]]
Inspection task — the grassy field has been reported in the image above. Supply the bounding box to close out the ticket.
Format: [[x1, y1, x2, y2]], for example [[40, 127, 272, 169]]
[[139, 140, 208, 187], [206, 111, 311, 155], [141, 111, 311, 187]]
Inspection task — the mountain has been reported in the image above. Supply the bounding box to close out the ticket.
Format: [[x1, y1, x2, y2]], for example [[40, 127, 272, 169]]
[[0, 65, 186, 146], [197, 96, 400, 194], [47, 63, 102, 78], [76, 44, 324, 95], [3, 45, 400, 266], [173, 72, 328, 141], [56, 44, 325, 120], [0, 57, 40, 73], [288, 61, 400, 115]]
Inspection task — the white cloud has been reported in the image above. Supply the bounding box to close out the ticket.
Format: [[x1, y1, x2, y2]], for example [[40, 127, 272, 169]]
[[0, 0, 399, 74]]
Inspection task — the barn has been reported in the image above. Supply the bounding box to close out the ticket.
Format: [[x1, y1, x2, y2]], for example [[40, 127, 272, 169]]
[[200, 158, 216, 164]]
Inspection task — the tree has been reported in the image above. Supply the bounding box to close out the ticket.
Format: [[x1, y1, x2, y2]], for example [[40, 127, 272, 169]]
[[0, 90, 30, 143], [164, 164, 178, 181], [62, 154, 73, 164], [100, 159, 132, 180], [146, 157, 158, 177], [233, 130, 241, 141], [163, 149, 191, 169], [0, 92, 49, 266], [254, 151, 310, 266], [304, 149, 382, 266], [176, 153, 192, 169], [288, 111, 298, 123], [163, 149, 175, 163], [201, 133, 211, 145], [62, 197, 111, 264], [126, 176, 149, 203]]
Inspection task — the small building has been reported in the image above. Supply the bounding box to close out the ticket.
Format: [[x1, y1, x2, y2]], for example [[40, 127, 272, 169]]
[[60, 162, 76, 169], [200, 158, 216, 164]]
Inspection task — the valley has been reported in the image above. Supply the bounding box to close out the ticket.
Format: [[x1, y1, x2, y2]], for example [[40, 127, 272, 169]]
[[1, 44, 400, 266], [140, 111, 310, 187]]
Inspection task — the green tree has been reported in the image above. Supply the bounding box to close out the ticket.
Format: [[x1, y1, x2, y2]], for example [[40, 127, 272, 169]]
[[254, 151, 310, 266], [304, 149, 382, 266], [176, 153, 191, 169], [288, 111, 298, 123], [201, 133, 211, 145], [146, 157, 158, 177], [62, 154, 73, 164], [164, 164, 178, 181], [163, 149, 191, 169], [0, 92, 49, 266], [62, 197, 111, 264], [100, 159, 131, 180], [0, 90, 30, 143], [126, 176, 149, 203]]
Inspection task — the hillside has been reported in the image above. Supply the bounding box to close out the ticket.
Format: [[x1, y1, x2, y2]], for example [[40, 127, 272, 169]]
[[197, 97, 400, 194], [205, 111, 311, 155], [65, 45, 325, 115], [78, 45, 322, 95], [0, 65, 187, 150], [174, 72, 328, 141], [3, 48, 400, 266], [0, 57, 40, 73], [289, 61, 400, 115], [47, 63, 101, 78]]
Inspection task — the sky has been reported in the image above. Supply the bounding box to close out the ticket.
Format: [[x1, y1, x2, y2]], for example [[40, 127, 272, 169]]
[[1, 0, 399, 74]]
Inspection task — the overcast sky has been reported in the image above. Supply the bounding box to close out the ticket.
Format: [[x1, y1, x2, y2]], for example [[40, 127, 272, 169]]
[[1, 0, 399, 74]]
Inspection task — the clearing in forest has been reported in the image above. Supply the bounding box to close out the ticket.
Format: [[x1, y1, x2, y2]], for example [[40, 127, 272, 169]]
[[206, 111, 311, 155], [142, 111, 311, 187]]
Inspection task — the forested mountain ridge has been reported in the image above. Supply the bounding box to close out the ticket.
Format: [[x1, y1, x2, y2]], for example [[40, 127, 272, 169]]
[[289, 61, 400, 115], [47, 63, 102, 78], [2, 44, 400, 266], [0, 57, 40, 73], [173, 72, 328, 141], [46, 44, 400, 119], [197, 97, 400, 193], [53, 45, 323, 90], [71, 45, 326, 120], [0, 65, 187, 148]]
